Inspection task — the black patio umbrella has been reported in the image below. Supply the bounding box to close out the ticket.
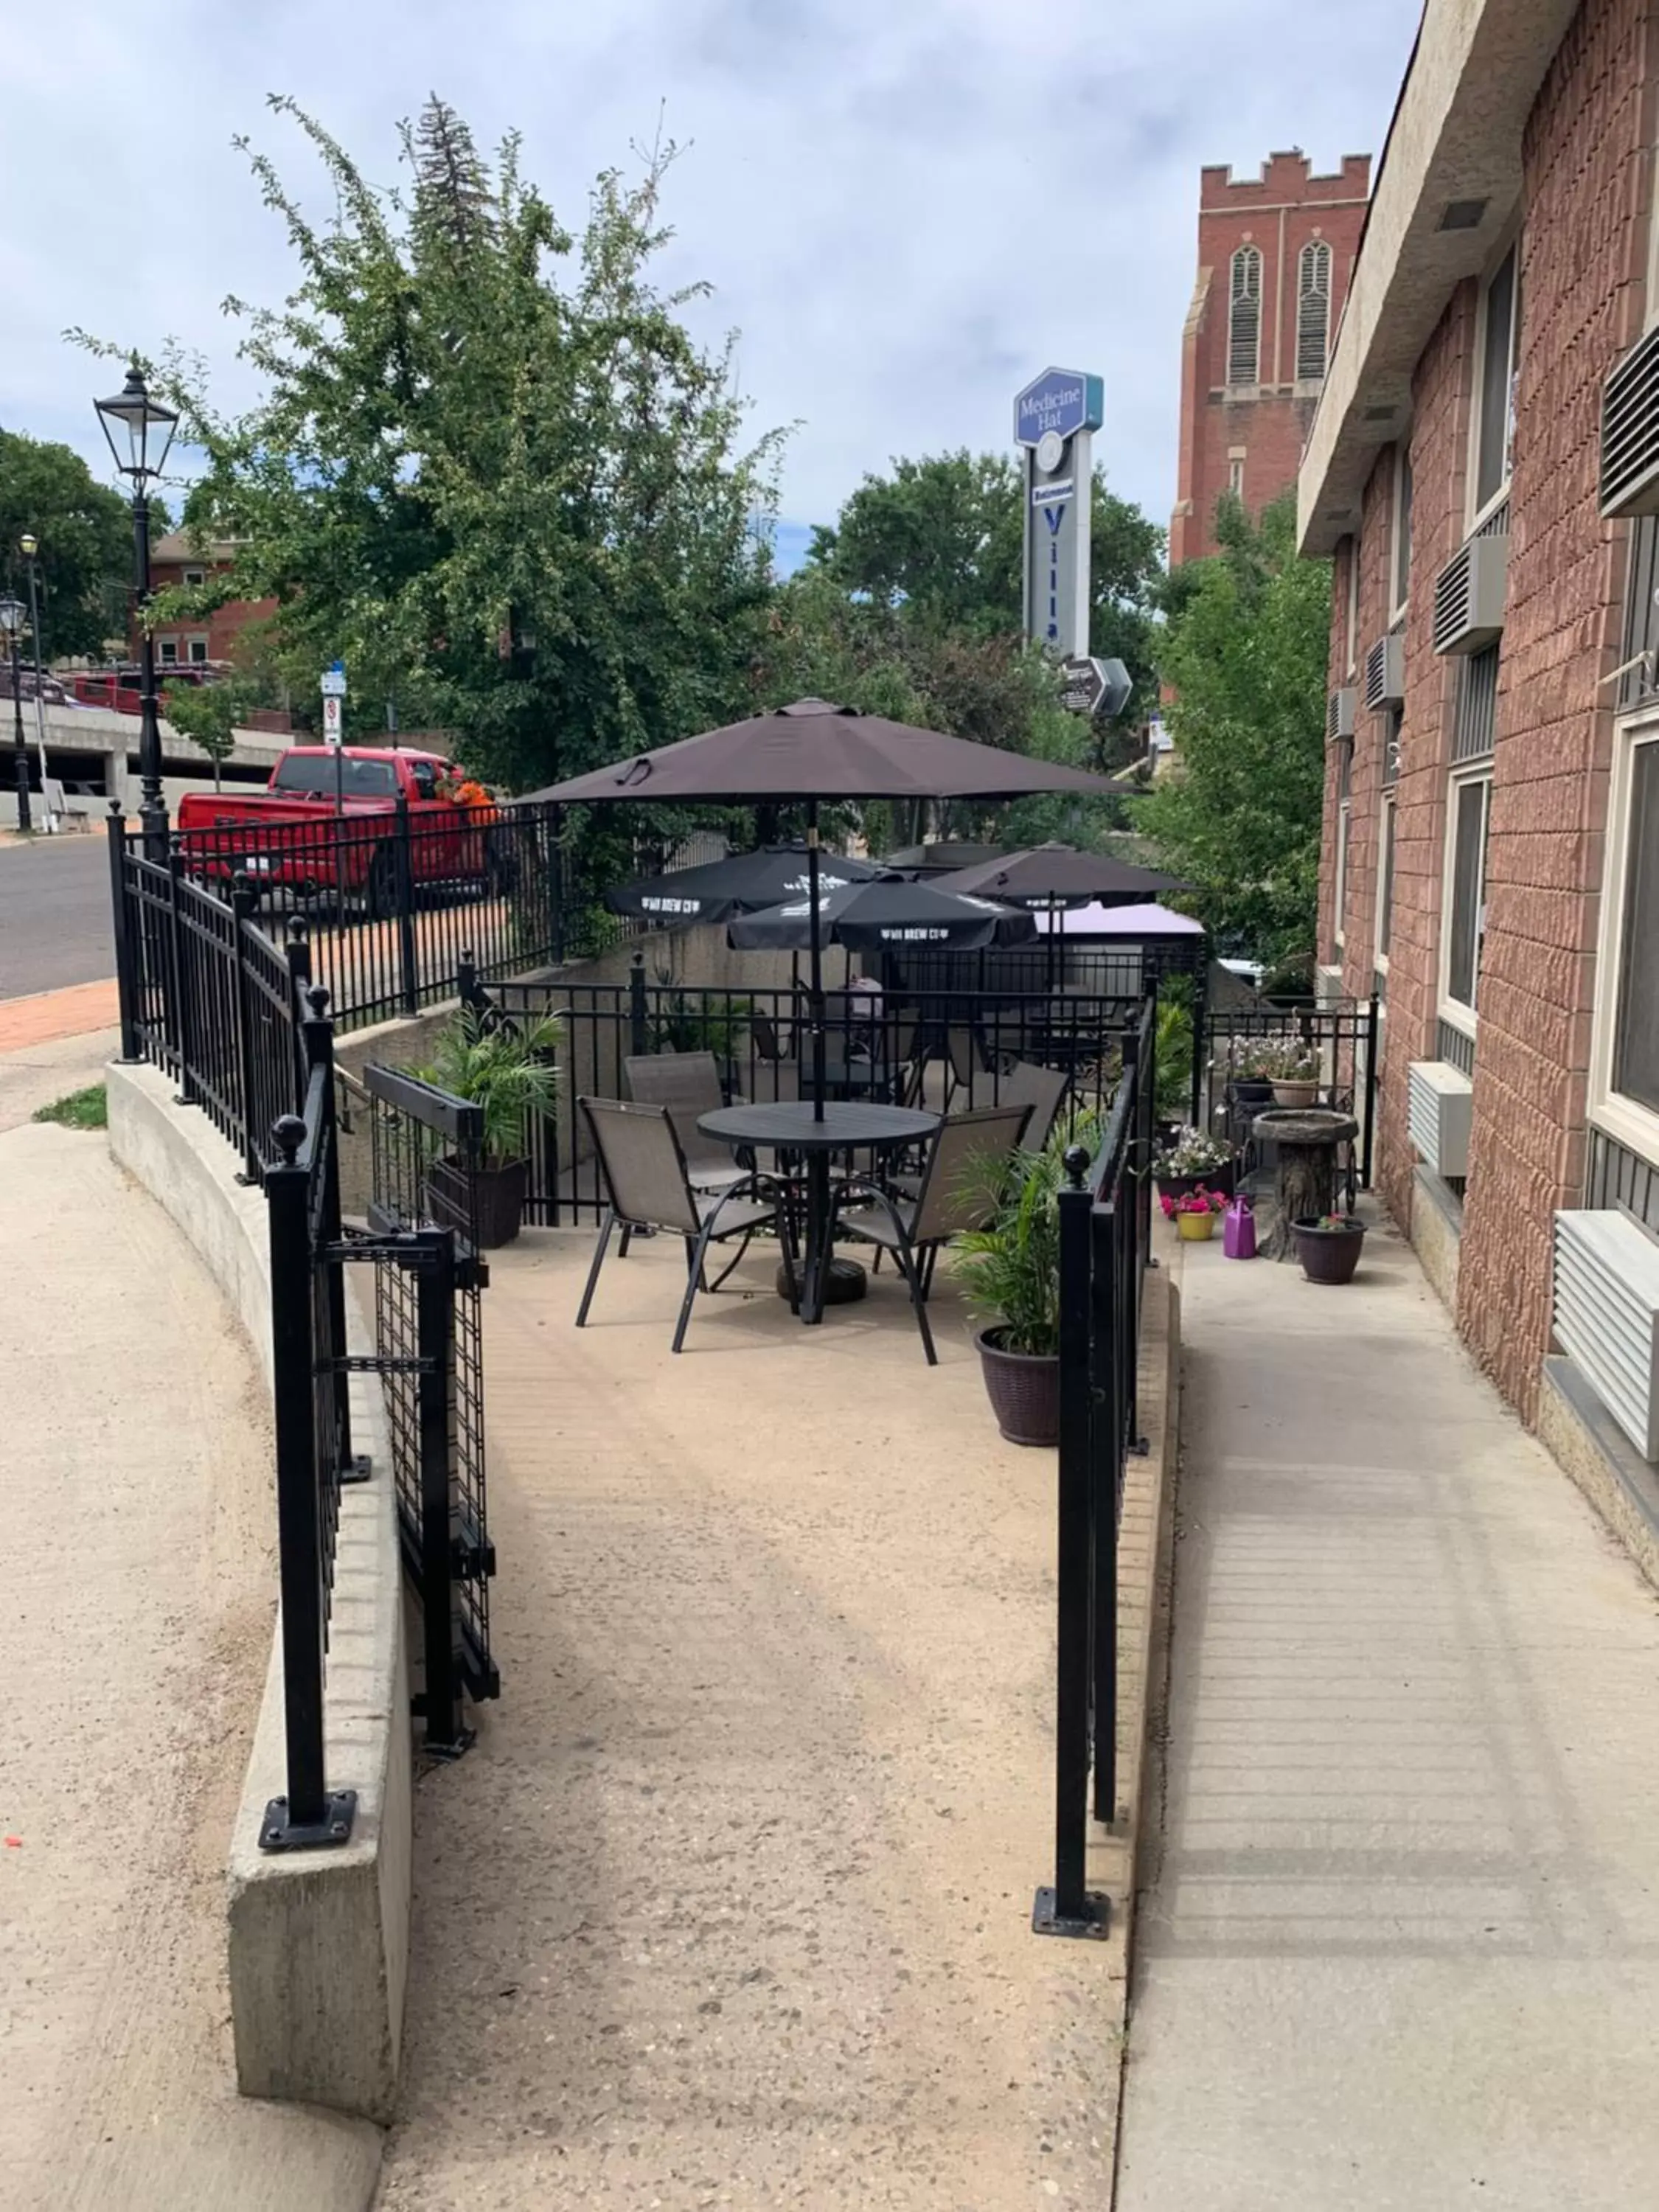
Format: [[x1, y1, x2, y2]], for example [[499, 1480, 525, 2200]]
[[604, 843, 897, 927], [728, 879, 1037, 955], [930, 841, 1189, 909], [525, 699, 1126, 1116]]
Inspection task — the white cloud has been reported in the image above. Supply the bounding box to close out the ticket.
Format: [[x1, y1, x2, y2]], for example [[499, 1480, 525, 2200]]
[[2, 0, 1419, 543]]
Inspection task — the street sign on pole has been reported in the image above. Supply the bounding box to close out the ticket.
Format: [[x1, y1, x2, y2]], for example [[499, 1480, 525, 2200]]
[[1060, 655, 1133, 720], [320, 664, 347, 699], [1015, 368, 1103, 662], [322, 694, 343, 745]]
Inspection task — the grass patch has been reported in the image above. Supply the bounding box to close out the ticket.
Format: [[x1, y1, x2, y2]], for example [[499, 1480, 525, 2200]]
[[33, 1084, 108, 1130]]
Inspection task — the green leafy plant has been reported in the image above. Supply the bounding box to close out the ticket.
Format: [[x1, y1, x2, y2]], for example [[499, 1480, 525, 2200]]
[[1153, 1125, 1233, 1177], [32, 1083, 107, 1130], [418, 1008, 561, 1166], [951, 1113, 1103, 1358], [647, 993, 751, 1061], [1155, 996, 1194, 1123]]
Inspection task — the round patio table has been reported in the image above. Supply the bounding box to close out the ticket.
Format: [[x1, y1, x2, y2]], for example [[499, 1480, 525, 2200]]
[[699, 1100, 940, 1326]]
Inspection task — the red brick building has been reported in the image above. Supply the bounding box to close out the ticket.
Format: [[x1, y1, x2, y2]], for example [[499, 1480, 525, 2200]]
[[141, 532, 276, 674], [1170, 150, 1371, 567], [1302, 0, 1659, 1540]]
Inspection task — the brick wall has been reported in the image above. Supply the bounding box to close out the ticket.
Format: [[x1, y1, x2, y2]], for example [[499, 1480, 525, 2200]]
[[1453, 0, 1653, 1419]]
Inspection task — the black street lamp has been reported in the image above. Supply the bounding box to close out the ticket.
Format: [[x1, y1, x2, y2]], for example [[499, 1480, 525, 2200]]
[[20, 534, 47, 824], [94, 364, 178, 857], [0, 596, 30, 833]]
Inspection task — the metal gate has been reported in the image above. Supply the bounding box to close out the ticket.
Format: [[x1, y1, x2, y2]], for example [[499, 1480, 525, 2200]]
[[363, 1062, 499, 1749]]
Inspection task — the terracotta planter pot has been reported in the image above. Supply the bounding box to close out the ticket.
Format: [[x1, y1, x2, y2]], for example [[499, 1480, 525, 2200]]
[[428, 1154, 529, 1248], [1156, 1162, 1237, 1203], [975, 1329, 1060, 1447], [1175, 1210, 1217, 1242], [1292, 1216, 1366, 1284], [1271, 1079, 1321, 1109]]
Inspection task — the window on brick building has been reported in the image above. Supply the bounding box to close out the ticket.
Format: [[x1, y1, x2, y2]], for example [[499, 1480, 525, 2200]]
[[1593, 720, 1659, 1150], [1443, 772, 1492, 1020], [1472, 243, 1520, 518], [158, 638, 178, 667], [1228, 453, 1245, 499], [183, 567, 205, 588], [1391, 448, 1413, 617], [187, 636, 209, 665], [1228, 246, 1262, 387], [1296, 240, 1332, 380]]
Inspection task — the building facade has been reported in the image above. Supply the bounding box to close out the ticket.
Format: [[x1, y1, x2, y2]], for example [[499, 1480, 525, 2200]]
[[139, 532, 276, 673], [1302, 0, 1659, 1530], [1170, 150, 1371, 567]]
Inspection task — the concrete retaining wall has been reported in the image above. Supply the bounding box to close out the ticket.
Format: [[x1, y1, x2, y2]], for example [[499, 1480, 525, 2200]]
[[106, 1060, 411, 2124], [1411, 1164, 1463, 1317]]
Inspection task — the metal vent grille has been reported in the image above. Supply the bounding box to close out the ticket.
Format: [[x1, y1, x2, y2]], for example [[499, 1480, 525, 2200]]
[[1326, 687, 1356, 742], [1453, 644, 1499, 762], [1407, 1060, 1472, 1177], [1436, 1020, 1475, 1077], [1364, 633, 1405, 711], [1601, 321, 1659, 519], [1553, 1210, 1659, 1458], [1433, 535, 1509, 655]]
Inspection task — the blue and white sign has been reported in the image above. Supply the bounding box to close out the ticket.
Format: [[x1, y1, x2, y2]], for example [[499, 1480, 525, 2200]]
[[1013, 367, 1105, 451], [319, 661, 347, 699]]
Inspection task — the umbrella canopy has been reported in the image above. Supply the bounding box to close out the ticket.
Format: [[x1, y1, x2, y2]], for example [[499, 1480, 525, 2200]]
[[521, 699, 1127, 804], [730, 880, 1037, 955], [931, 841, 1189, 909], [1034, 899, 1205, 939], [605, 844, 897, 927]]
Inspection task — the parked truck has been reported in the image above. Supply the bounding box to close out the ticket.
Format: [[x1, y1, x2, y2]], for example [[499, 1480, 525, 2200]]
[[176, 745, 504, 914]]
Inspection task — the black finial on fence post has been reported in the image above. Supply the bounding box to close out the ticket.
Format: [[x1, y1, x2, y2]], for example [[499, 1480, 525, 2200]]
[[272, 1113, 307, 1165], [1063, 1144, 1091, 1190], [458, 948, 477, 1009]]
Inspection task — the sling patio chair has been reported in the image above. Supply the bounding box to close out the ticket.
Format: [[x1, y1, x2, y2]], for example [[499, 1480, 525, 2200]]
[[994, 1060, 1071, 1154], [830, 1102, 1031, 1366], [574, 1098, 796, 1352], [623, 1049, 751, 1195]]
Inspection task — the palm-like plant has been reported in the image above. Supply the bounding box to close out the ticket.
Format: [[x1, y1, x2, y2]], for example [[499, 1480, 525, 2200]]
[[951, 1113, 1103, 1357], [420, 1007, 563, 1166]]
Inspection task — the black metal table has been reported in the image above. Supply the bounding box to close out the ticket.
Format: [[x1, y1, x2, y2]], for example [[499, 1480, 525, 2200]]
[[698, 1100, 940, 1326]]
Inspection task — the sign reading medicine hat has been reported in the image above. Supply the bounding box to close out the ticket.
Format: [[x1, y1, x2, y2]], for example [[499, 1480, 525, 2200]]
[[1014, 368, 1105, 450]]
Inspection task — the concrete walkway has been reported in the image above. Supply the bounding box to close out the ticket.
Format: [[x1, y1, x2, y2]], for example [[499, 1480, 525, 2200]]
[[1116, 1211, 1659, 2210], [377, 1225, 1126, 2210], [0, 1120, 380, 2211]]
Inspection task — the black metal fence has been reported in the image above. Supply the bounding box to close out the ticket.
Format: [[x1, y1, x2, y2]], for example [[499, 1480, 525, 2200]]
[[464, 954, 1138, 1225], [1036, 995, 1158, 1940], [1200, 997, 1381, 1187], [260, 987, 367, 1850]]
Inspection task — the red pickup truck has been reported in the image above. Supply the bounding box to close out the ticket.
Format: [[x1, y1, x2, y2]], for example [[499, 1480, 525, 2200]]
[[177, 746, 501, 914]]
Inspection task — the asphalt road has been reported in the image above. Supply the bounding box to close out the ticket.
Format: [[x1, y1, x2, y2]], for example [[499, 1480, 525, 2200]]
[[0, 835, 118, 998]]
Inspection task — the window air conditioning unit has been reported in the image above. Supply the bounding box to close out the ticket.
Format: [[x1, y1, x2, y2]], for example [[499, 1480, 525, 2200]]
[[1433, 534, 1509, 655], [1553, 1209, 1659, 1459], [1601, 320, 1659, 518], [1364, 633, 1405, 712], [1326, 686, 1357, 742], [1407, 1059, 1472, 1176]]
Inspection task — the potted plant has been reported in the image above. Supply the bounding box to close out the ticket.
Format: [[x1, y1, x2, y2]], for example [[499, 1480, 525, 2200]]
[[1160, 1187, 1228, 1242], [953, 1117, 1099, 1448], [1153, 1124, 1237, 1201], [1244, 1038, 1323, 1107], [1292, 1211, 1366, 1284], [1231, 1040, 1279, 1107], [419, 1006, 563, 1248]]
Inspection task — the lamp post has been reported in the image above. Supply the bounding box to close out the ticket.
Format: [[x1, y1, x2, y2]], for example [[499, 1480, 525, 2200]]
[[0, 597, 30, 832], [94, 364, 178, 858], [20, 534, 49, 827]]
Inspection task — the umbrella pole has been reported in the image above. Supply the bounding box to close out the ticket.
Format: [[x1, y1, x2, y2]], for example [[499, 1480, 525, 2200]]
[[808, 800, 826, 1121]]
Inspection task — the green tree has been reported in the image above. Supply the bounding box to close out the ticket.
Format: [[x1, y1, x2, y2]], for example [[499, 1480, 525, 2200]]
[[0, 429, 154, 659], [78, 97, 780, 859], [1135, 493, 1331, 967], [807, 448, 1164, 746]]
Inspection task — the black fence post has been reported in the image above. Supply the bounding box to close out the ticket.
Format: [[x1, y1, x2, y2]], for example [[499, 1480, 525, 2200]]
[[628, 950, 649, 1057], [1090, 1196, 1121, 1828], [1034, 1146, 1109, 1941], [165, 845, 199, 1105], [1190, 962, 1210, 1130], [415, 1225, 465, 1751], [107, 804, 141, 1061], [285, 923, 312, 1114], [457, 950, 479, 1013], [260, 1113, 357, 1851], [302, 984, 364, 1482], [394, 795, 420, 1017], [231, 874, 262, 1183], [1363, 995, 1380, 1189]]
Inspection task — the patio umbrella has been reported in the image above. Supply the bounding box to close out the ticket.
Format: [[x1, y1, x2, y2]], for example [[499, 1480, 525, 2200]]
[[604, 843, 897, 926], [930, 842, 1189, 908], [524, 698, 1126, 1115], [728, 880, 1037, 954]]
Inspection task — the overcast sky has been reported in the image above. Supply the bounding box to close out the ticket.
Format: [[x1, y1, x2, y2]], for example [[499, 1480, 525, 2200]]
[[2, 0, 1419, 562]]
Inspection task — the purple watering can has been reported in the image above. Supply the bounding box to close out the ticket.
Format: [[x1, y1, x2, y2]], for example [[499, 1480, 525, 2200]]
[[1222, 1196, 1257, 1261]]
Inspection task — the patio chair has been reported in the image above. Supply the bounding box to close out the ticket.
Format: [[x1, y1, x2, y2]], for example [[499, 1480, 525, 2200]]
[[995, 1060, 1071, 1154], [575, 1098, 794, 1352], [751, 1008, 793, 1063], [623, 1050, 750, 1194], [944, 1024, 990, 1107], [830, 1103, 1032, 1366]]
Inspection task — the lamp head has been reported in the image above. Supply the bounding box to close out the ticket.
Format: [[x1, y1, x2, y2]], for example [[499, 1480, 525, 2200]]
[[94, 363, 178, 484]]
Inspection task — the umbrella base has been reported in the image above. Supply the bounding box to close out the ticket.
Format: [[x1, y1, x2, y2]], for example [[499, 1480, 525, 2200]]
[[776, 1256, 867, 1305]]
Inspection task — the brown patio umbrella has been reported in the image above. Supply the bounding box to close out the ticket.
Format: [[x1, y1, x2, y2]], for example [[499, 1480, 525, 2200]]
[[526, 699, 1125, 1114], [929, 842, 1189, 908]]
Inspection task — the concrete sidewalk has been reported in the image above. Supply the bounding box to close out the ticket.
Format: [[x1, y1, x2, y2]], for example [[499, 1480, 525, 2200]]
[[1116, 1211, 1659, 2210], [0, 1119, 380, 2211]]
